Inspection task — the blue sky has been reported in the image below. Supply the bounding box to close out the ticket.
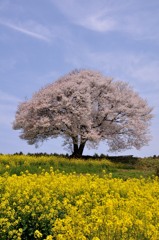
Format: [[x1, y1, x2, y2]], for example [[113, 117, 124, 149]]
[[0, 0, 158, 157]]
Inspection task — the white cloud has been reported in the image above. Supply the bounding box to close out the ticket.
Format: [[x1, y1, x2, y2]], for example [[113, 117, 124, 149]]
[[77, 13, 116, 32], [52, 0, 159, 41], [52, 0, 117, 32], [64, 46, 159, 88], [0, 20, 51, 42]]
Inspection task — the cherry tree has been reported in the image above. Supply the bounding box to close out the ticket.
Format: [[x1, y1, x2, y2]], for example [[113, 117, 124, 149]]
[[13, 69, 153, 157]]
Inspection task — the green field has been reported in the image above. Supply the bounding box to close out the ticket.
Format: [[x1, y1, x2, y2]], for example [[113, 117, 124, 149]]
[[0, 154, 159, 179]]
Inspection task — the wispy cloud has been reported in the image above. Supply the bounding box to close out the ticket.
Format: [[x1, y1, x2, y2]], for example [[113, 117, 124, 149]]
[[64, 46, 159, 87], [52, 0, 159, 40], [77, 12, 116, 32], [0, 20, 51, 42], [52, 0, 116, 32]]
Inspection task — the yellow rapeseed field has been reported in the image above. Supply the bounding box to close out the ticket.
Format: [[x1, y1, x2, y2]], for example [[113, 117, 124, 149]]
[[1, 168, 159, 239]]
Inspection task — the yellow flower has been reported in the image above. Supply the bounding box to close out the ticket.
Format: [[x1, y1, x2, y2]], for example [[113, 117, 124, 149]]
[[6, 164, 10, 169], [1, 156, 159, 239], [34, 230, 43, 239], [44, 235, 53, 240]]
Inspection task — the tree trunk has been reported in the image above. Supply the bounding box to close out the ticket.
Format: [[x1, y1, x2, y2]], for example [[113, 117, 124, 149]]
[[78, 142, 85, 156], [73, 143, 78, 155], [71, 140, 86, 158]]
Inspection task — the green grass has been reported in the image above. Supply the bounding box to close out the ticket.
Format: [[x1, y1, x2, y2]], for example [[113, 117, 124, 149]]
[[0, 154, 159, 179]]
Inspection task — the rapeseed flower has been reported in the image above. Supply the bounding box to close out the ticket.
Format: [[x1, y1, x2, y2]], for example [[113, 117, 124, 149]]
[[1, 169, 159, 239]]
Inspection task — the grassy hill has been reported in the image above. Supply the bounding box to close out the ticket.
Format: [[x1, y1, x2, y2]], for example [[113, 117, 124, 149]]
[[0, 154, 159, 179]]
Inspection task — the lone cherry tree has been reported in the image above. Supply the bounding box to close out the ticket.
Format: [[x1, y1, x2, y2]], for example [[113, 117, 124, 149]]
[[13, 69, 153, 157]]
